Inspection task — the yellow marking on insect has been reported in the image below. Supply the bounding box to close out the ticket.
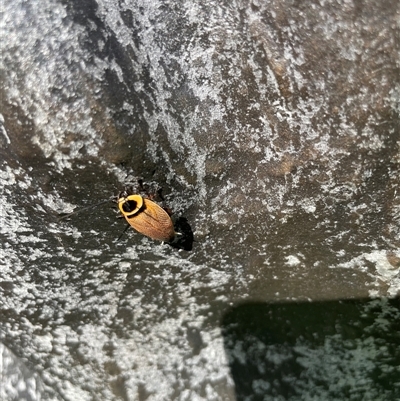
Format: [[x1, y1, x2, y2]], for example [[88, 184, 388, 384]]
[[117, 193, 176, 242]]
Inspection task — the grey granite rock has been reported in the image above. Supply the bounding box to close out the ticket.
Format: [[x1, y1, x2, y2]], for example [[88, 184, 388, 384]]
[[1, 0, 399, 400]]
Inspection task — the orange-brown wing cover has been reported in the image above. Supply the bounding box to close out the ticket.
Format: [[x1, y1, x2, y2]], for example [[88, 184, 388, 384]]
[[125, 198, 175, 242]]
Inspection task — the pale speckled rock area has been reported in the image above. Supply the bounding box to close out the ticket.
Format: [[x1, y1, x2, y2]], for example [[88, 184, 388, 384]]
[[1, 0, 399, 400]]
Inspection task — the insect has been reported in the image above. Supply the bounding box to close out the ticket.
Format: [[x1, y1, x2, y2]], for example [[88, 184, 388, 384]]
[[117, 189, 176, 242], [59, 180, 193, 250]]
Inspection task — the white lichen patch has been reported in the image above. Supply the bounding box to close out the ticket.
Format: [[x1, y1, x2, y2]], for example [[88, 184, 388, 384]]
[[285, 255, 301, 267], [336, 250, 400, 298]]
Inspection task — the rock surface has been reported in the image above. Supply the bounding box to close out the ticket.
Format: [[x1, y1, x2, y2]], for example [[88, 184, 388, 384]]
[[1, 0, 399, 400]]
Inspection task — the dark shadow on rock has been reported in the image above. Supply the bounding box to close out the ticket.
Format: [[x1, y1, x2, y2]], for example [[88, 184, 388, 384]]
[[169, 216, 194, 251], [221, 298, 400, 401]]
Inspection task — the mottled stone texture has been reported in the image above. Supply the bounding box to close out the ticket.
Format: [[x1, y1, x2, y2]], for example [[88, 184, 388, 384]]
[[1, 0, 399, 400]]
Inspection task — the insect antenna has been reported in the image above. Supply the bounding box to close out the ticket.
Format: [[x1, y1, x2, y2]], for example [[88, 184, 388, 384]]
[[58, 197, 114, 220], [117, 223, 131, 241]]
